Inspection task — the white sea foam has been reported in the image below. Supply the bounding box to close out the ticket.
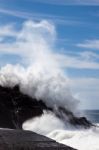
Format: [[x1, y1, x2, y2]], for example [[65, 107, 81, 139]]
[[22, 111, 66, 135], [47, 126, 99, 150], [23, 112, 99, 150]]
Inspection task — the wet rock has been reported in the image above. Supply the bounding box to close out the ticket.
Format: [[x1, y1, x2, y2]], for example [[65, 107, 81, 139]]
[[0, 85, 93, 129], [0, 85, 49, 129], [57, 107, 93, 128]]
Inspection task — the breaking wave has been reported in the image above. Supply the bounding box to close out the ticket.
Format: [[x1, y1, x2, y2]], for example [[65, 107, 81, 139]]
[[48, 125, 99, 150], [0, 20, 98, 150]]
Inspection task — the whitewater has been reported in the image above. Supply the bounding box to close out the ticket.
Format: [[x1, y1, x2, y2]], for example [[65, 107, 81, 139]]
[[48, 126, 99, 150], [23, 111, 99, 150], [0, 20, 99, 150]]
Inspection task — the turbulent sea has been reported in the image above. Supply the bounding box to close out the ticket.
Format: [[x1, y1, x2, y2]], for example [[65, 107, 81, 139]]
[[47, 110, 99, 150], [23, 110, 99, 150]]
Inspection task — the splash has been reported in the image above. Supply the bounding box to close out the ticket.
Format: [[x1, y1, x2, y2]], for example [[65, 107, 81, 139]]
[[1, 20, 93, 150], [23, 111, 66, 135], [0, 20, 78, 112], [47, 126, 99, 150], [23, 111, 99, 150]]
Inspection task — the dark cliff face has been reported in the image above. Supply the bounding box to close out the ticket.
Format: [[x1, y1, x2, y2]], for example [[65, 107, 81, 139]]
[[0, 85, 50, 129], [0, 85, 93, 129]]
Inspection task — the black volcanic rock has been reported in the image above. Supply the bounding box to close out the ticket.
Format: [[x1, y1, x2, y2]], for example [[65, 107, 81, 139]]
[[0, 85, 40, 128], [0, 85, 51, 129], [57, 107, 93, 128], [0, 129, 76, 150], [0, 85, 93, 129]]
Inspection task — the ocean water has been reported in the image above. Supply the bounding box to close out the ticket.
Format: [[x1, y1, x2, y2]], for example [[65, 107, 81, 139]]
[[84, 110, 99, 123]]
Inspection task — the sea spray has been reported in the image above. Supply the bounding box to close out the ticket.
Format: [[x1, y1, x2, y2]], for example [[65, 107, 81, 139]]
[[0, 20, 78, 112], [0, 20, 95, 150]]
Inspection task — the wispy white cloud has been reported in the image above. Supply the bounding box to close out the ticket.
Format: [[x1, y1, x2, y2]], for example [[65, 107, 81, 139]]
[[72, 0, 99, 5], [28, 0, 99, 5], [0, 8, 85, 26], [0, 24, 17, 37], [56, 51, 99, 69], [70, 77, 99, 91], [0, 8, 48, 20], [77, 39, 99, 50]]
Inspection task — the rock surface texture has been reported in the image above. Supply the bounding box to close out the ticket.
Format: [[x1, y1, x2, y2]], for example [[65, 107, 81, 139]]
[[0, 129, 76, 150]]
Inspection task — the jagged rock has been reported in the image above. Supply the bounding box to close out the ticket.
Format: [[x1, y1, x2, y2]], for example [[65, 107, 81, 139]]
[[57, 107, 93, 128], [0, 129, 76, 150], [0, 85, 93, 129], [0, 85, 50, 129]]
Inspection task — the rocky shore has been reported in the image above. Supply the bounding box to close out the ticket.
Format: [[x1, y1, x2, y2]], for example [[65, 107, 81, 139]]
[[0, 85, 92, 129], [0, 129, 76, 150], [0, 85, 93, 150]]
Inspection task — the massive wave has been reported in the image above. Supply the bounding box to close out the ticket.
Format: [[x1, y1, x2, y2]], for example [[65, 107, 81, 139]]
[[0, 20, 98, 150], [0, 20, 78, 112]]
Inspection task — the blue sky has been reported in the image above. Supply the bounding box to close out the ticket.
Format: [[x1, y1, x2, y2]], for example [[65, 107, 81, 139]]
[[0, 0, 99, 109]]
